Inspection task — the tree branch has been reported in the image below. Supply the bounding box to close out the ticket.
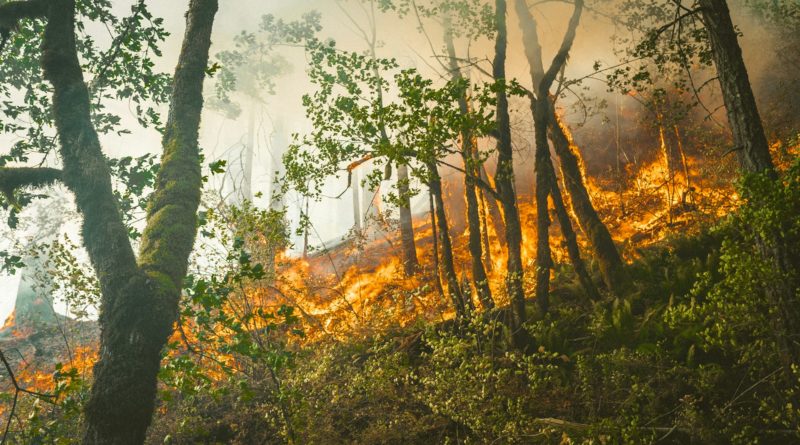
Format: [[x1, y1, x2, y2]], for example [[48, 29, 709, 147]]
[[539, 0, 584, 95], [0, 167, 62, 196], [138, 0, 218, 290]]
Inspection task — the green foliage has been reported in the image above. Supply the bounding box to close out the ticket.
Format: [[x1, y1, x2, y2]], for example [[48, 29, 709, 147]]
[[141, 156, 800, 444], [285, 38, 504, 200], [107, 154, 160, 239]]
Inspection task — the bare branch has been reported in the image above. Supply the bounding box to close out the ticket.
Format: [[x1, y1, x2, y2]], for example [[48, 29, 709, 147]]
[[539, 0, 584, 95]]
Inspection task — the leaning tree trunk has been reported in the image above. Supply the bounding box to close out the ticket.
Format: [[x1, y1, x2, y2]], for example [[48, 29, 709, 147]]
[[493, 0, 528, 348], [515, 0, 625, 294], [427, 162, 467, 317], [699, 0, 800, 391], [397, 163, 419, 276], [23, 0, 219, 442], [549, 169, 601, 301], [443, 19, 494, 310], [532, 96, 600, 305]]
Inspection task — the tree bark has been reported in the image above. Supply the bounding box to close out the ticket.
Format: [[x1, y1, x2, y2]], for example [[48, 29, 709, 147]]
[[698, 0, 774, 174], [443, 19, 494, 310], [429, 189, 446, 303], [480, 164, 506, 248], [397, 163, 419, 276], [493, 0, 528, 347], [478, 186, 494, 272], [550, 169, 601, 301], [428, 162, 467, 317], [699, 0, 800, 393], [515, 0, 626, 294], [533, 98, 554, 313], [26, 0, 218, 442]]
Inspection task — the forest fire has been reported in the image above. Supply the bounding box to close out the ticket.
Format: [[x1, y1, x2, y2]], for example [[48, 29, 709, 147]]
[[0, 0, 798, 442]]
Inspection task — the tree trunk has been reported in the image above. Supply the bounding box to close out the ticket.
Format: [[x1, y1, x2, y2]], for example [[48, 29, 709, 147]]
[[397, 163, 419, 276], [698, 0, 774, 174], [480, 164, 506, 248], [515, 0, 626, 294], [35, 0, 218, 442], [699, 0, 800, 393], [549, 115, 626, 293], [478, 187, 494, 273], [428, 162, 467, 317], [533, 98, 554, 314], [352, 168, 363, 231], [444, 20, 494, 310], [550, 174, 601, 301], [657, 115, 675, 223], [429, 189, 446, 303], [493, 0, 528, 347]]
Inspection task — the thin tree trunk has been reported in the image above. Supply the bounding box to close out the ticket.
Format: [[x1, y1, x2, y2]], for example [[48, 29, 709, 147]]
[[515, 0, 626, 294], [444, 19, 493, 309], [480, 164, 506, 248], [657, 115, 675, 223], [674, 125, 691, 193], [429, 189, 446, 303], [478, 186, 494, 272], [549, 163, 601, 301], [397, 163, 419, 276], [352, 168, 362, 231], [533, 98, 554, 313], [549, 115, 626, 292], [428, 162, 467, 317], [493, 0, 528, 347]]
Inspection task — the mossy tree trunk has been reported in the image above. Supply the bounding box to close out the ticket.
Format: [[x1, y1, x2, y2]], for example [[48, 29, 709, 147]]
[[0, 0, 220, 443]]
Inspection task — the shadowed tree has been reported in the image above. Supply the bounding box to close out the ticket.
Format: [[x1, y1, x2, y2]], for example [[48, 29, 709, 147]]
[[492, 0, 529, 348], [698, 0, 800, 398], [515, 0, 623, 296], [0, 0, 218, 442]]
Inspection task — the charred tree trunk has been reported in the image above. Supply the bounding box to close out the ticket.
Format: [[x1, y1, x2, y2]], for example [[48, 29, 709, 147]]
[[428, 162, 467, 317], [397, 163, 419, 276], [515, 0, 626, 294], [493, 0, 528, 347], [700, 0, 800, 392], [444, 20, 494, 310]]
